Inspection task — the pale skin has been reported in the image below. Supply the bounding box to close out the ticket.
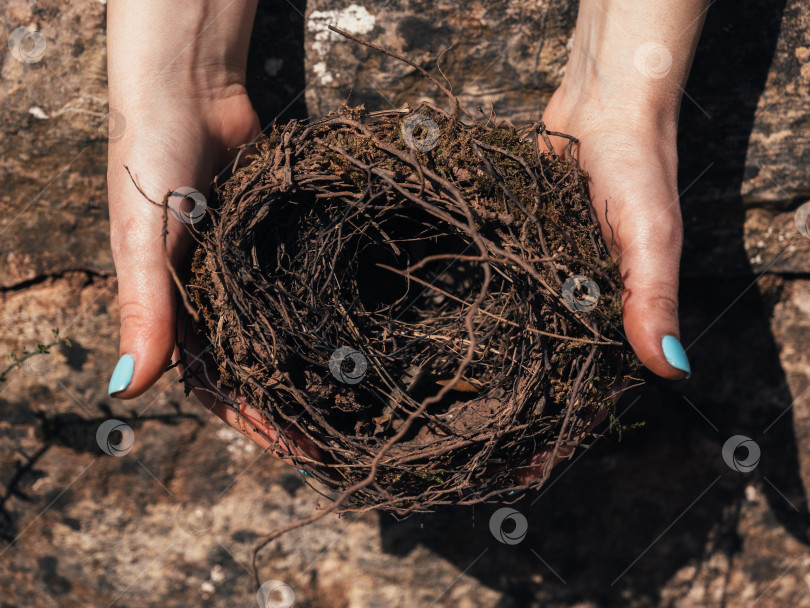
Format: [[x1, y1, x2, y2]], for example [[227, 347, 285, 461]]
[[106, 0, 709, 466]]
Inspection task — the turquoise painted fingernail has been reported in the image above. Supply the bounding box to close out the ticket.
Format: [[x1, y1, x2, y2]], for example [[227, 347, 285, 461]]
[[108, 354, 135, 396], [661, 336, 691, 378]]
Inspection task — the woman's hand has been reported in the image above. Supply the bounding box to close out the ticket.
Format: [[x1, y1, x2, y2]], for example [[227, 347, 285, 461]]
[[518, 0, 710, 484], [105, 0, 320, 466], [106, 0, 260, 397], [542, 0, 710, 379]]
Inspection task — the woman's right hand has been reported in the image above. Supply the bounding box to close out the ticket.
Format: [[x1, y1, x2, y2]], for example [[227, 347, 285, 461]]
[[540, 0, 709, 380]]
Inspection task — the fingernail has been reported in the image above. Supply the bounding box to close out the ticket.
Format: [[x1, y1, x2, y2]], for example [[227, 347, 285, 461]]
[[661, 335, 691, 379], [108, 354, 135, 396]]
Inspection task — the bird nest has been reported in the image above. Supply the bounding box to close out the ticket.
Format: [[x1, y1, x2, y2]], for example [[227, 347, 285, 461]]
[[182, 97, 638, 519]]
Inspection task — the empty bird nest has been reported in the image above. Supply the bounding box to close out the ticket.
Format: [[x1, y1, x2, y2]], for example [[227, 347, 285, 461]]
[[137, 31, 643, 583], [182, 90, 638, 504]]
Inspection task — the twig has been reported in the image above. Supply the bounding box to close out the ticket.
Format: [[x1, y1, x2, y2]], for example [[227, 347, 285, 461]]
[[124, 166, 199, 322]]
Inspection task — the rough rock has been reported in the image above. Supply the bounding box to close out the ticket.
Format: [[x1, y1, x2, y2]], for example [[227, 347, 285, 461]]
[[2, 0, 810, 606]]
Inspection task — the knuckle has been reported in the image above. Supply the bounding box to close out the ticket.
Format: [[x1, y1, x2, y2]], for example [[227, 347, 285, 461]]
[[118, 299, 153, 331], [652, 212, 684, 246], [110, 215, 155, 263], [643, 291, 680, 319]]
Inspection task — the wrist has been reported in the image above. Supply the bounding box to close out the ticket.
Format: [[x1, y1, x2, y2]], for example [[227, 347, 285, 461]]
[[558, 0, 708, 123], [107, 0, 257, 103], [554, 59, 682, 136]]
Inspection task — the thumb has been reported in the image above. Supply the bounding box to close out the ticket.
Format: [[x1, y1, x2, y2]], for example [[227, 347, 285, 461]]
[[611, 198, 690, 380], [107, 202, 187, 398]]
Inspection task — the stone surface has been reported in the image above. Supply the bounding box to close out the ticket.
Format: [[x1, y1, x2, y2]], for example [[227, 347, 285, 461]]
[[302, 0, 575, 121], [0, 0, 112, 288], [302, 0, 810, 207], [2, 0, 810, 607]]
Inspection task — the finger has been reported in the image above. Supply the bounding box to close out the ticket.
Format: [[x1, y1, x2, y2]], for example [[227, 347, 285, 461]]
[[207, 396, 321, 466], [212, 96, 262, 169], [617, 211, 688, 379], [107, 131, 212, 398], [542, 117, 690, 379], [603, 164, 689, 380], [187, 373, 323, 469], [107, 192, 190, 398], [106, 95, 259, 399]]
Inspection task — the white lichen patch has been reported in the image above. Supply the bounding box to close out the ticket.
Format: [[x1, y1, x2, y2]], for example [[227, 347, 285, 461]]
[[312, 61, 334, 85], [307, 4, 376, 68]]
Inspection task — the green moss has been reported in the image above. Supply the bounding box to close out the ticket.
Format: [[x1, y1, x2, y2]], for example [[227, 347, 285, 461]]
[[411, 469, 447, 485]]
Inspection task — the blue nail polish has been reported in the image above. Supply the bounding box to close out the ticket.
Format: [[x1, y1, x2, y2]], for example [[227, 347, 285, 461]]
[[661, 335, 691, 378], [108, 354, 135, 395]]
